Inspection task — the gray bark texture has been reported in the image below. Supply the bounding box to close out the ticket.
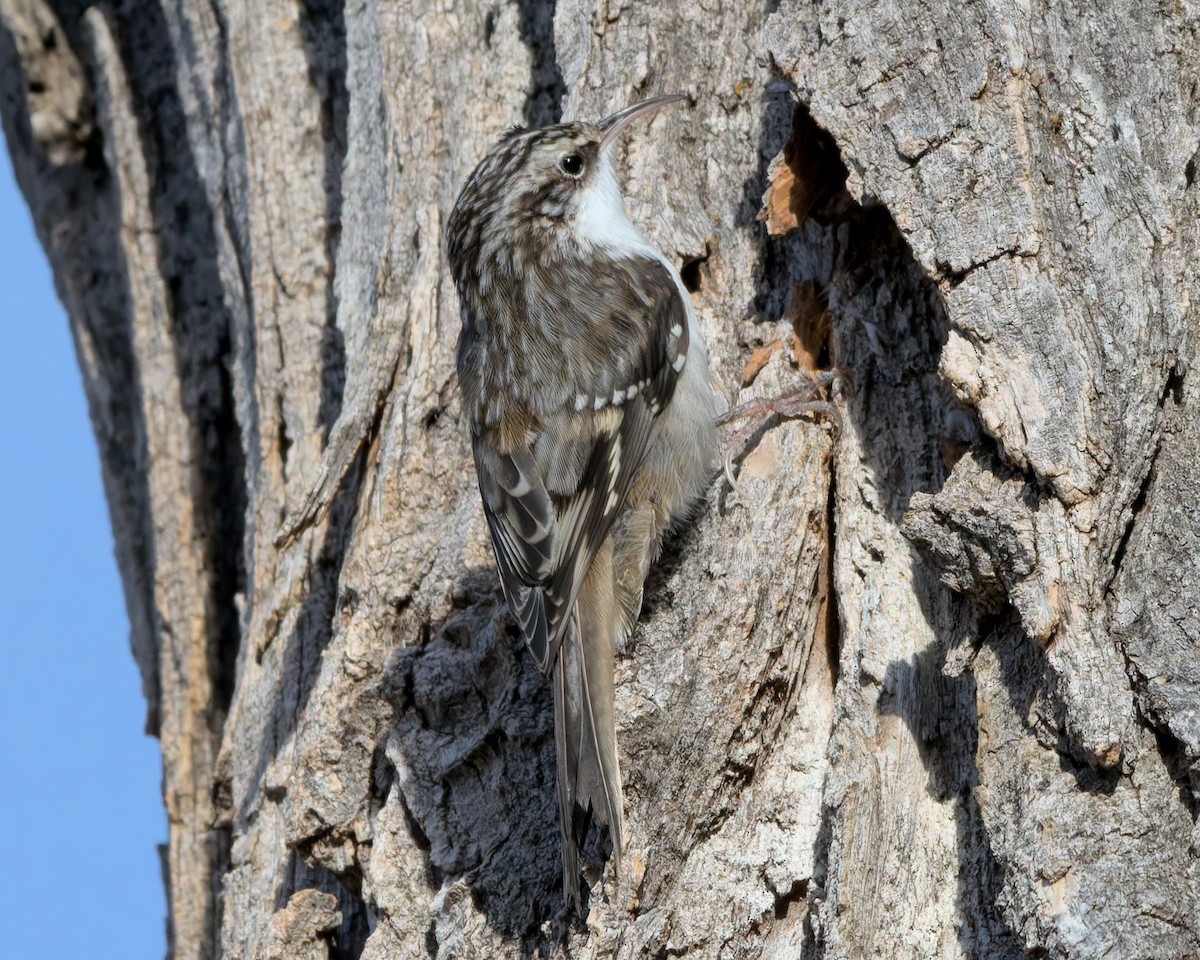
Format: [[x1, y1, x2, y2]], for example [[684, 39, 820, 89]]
[[2, 0, 1197, 957]]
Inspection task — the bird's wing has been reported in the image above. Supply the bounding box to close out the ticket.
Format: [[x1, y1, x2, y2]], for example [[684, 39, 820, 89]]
[[473, 256, 690, 673], [474, 441, 556, 658]]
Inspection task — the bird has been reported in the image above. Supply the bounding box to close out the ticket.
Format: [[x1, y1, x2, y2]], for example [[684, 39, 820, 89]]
[[445, 95, 719, 907]]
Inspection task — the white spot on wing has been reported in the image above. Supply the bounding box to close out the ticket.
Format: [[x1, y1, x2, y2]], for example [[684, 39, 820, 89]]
[[672, 353, 687, 372]]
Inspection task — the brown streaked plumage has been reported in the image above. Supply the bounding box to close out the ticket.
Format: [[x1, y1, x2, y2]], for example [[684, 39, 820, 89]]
[[446, 95, 719, 907]]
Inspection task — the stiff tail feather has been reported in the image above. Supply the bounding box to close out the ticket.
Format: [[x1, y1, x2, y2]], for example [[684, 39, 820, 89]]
[[551, 546, 623, 906]]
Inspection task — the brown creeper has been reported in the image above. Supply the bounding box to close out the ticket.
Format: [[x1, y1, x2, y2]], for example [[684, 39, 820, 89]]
[[446, 96, 719, 906]]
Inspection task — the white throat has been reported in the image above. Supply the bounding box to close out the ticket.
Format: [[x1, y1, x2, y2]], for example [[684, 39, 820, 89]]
[[570, 155, 655, 256]]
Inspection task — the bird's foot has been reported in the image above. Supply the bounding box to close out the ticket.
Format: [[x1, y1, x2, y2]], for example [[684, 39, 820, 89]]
[[716, 370, 845, 491]]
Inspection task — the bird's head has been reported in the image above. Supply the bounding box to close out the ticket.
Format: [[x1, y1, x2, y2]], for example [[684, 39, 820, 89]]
[[447, 95, 688, 276]]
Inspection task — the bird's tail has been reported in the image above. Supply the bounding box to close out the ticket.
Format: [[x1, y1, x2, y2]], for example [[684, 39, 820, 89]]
[[552, 542, 623, 908]]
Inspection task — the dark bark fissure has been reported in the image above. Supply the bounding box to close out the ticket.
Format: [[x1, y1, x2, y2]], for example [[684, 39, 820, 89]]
[[110, 0, 246, 736], [800, 802, 834, 960], [297, 0, 348, 439], [739, 82, 802, 322], [1110, 369, 1200, 816], [988, 611, 1113, 802], [680, 246, 708, 293], [1108, 440, 1159, 585], [1148, 722, 1200, 822], [205, 0, 258, 554], [513, 0, 564, 127], [386, 579, 567, 947], [773, 877, 809, 921], [822, 455, 841, 689], [278, 849, 373, 960], [1165, 358, 1186, 406]]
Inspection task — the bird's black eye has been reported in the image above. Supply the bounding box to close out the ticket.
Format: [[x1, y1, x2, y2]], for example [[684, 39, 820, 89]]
[[560, 153, 584, 177]]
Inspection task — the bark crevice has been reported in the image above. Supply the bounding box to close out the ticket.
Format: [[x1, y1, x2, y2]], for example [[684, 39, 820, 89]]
[[297, 0, 348, 438], [514, 0, 564, 127]]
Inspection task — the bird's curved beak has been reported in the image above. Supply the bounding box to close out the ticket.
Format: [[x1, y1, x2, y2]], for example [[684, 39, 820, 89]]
[[598, 94, 689, 151]]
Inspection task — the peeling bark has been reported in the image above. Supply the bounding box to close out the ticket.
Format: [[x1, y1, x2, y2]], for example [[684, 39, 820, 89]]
[[1, 0, 1196, 958]]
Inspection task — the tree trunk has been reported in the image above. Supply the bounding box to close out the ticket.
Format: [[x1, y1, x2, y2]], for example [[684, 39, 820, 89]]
[[2, 0, 1197, 957]]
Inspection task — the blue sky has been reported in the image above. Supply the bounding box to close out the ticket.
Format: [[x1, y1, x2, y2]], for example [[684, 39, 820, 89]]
[[0, 135, 167, 957]]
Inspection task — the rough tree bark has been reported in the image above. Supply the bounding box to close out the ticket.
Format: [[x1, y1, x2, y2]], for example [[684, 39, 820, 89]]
[[2, 0, 1196, 957]]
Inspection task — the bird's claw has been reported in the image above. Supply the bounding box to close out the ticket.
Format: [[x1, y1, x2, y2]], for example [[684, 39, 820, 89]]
[[716, 370, 844, 489]]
